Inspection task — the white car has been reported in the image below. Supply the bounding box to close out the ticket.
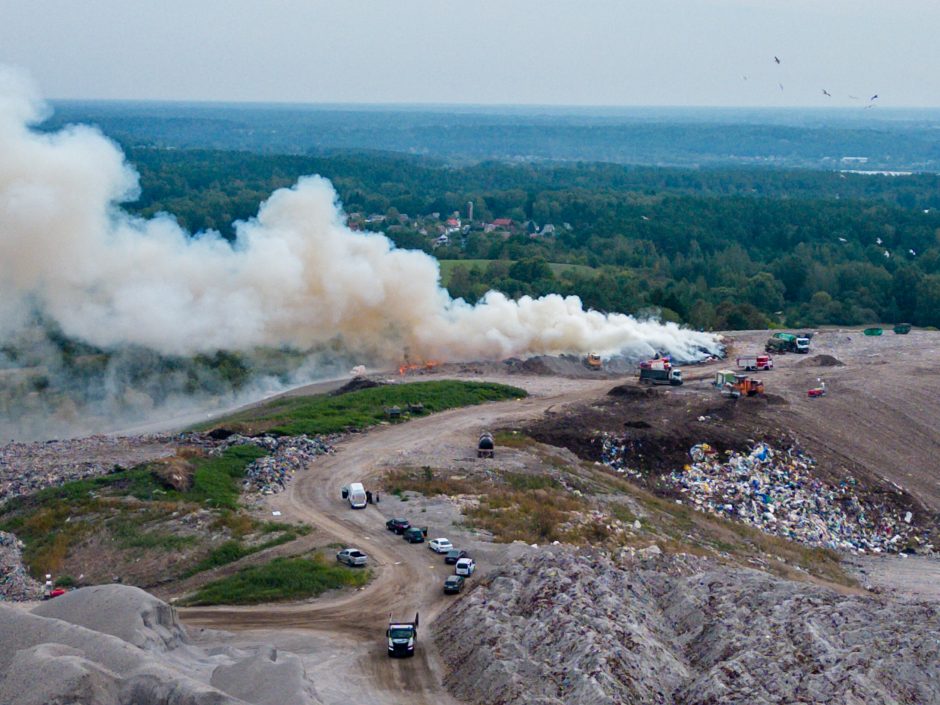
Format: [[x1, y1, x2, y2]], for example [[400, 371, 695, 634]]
[[429, 538, 453, 554], [455, 557, 476, 576]]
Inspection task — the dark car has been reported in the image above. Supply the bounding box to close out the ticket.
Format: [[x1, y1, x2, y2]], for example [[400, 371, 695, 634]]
[[386, 518, 411, 534], [403, 526, 425, 543], [443, 575, 465, 594], [444, 549, 469, 565]]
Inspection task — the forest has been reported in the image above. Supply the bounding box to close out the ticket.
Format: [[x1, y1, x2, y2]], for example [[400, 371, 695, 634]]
[[123, 147, 940, 330]]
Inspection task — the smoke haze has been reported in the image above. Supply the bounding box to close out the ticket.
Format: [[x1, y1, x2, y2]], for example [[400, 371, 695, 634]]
[[0, 67, 720, 438]]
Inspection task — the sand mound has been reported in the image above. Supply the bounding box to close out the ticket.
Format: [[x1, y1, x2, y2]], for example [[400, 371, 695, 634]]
[[33, 585, 185, 652], [1, 585, 319, 705], [437, 547, 940, 705], [798, 354, 845, 368]]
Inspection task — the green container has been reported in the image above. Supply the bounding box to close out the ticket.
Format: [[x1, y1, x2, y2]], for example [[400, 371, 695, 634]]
[[863, 327, 884, 336], [893, 323, 911, 335]]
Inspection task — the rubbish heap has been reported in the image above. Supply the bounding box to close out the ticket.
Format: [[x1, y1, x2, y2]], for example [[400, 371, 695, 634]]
[[0, 435, 177, 504], [214, 435, 335, 495], [0, 531, 42, 601], [660, 443, 922, 554], [596, 433, 646, 480]]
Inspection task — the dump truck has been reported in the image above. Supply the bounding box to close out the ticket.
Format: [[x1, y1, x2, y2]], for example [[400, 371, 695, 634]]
[[584, 353, 602, 370], [639, 366, 683, 386], [387, 613, 419, 657], [765, 332, 809, 354], [477, 431, 495, 458], [736, 354, 773, 371]]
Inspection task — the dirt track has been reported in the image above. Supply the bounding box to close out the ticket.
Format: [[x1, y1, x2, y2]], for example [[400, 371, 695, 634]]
[[179, 330, 940, 703], [181, 375, 614, 705]]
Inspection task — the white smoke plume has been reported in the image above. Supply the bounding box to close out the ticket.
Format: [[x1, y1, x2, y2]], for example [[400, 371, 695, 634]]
[[0, 67, 720, 367]]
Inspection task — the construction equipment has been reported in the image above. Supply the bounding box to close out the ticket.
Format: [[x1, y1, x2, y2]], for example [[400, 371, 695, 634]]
[[584, 353, 602, 370], [477, 431, 495, 458], [387, 613, 419, 657], [766, 332, 810, 354], [722, 374, 764, 398], [736, 354, 773, 371]]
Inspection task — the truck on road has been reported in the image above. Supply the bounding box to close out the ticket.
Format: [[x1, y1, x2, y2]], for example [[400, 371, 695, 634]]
[[387, 613, 419, 657]]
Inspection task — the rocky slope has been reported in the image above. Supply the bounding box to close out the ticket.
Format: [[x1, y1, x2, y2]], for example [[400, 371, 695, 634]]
[[436, 547, 940, 705]]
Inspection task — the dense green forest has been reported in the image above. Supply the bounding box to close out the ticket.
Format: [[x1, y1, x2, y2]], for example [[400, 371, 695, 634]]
[[124, 148, 940, 330]]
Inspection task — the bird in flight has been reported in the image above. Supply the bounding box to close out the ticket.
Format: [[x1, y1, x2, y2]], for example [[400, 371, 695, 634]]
[[870, 94, 879, 101], [822, 89, 832, 97], [848, 95, 860, 100], [779, 83, 785, 92], [774, 56, 781, 64]]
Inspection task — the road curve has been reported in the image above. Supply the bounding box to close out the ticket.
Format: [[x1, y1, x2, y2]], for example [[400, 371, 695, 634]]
[[180, 375, 615, 705]]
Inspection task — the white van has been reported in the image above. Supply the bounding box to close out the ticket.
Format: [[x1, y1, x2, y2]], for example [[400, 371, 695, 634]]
[[347, 482, 368, 509]]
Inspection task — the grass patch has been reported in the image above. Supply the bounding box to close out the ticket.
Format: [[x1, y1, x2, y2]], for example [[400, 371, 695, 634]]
[[385, 468, 475, 497], [180, 554, 371, 605], [201, 380, 526, 436], [182, 526, 309, 578], [188, 446, 267, 509]]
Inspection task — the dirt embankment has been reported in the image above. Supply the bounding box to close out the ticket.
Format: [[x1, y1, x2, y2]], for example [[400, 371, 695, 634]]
[[436, 547, 940, 705]]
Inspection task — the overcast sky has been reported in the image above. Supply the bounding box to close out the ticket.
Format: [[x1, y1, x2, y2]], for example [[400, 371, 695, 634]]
[[1, 0, 939, 107]]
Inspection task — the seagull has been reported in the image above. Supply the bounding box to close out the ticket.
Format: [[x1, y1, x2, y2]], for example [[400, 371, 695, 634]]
[[743, 75, 749, 81], [884, 250, 891, 258], [876, 237, 883, 245], [838, 237, 848, 243], [909, 249, 917, 256], [822, 89, 832, 97], [779, 83, 785, 92], [870, 94, 879, 101], [774, 56, 781, 64]]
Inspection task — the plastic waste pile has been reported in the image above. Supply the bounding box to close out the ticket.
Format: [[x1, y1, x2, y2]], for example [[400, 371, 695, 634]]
[[0, 531, 42, 601], [215, 435, 335, 494], [662, 443, 922, 554], [596, 433, 646, 480]]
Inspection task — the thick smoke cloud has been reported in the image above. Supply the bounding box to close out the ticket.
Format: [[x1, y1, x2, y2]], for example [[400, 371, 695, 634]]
[[0, 67, 720, 366]]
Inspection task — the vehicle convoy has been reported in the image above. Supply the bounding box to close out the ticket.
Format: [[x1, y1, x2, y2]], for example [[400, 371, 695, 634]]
[[736, 354, 773, 371], [344, 482, 367, 509], [336, 548, 368, 566], [387, 613, 419, 657], [765, 332, 810, 354], [638, 359, 683, 386]]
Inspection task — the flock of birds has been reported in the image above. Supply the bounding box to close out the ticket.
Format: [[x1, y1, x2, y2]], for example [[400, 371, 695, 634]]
[[836, 235, 918, 259], [742, 56, 880, 107]]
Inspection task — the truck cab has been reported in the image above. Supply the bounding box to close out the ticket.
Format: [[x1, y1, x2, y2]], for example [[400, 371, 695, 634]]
[[795, 337, 810, 353], [387, 613, 419, 657]]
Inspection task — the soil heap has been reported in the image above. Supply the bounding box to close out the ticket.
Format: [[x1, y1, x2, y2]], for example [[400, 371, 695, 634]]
[[436, 547, 940, 705]]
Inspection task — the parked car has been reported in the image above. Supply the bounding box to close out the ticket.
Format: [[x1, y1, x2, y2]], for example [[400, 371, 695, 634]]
[[443, 575, 465, 594], [336, 548, 368, 567], [429, 538, 453, 553], [403, 527, 426, 543], [455, 557, 476, 576], [386, 518, 411, 534], [444, 549, 470, 565]]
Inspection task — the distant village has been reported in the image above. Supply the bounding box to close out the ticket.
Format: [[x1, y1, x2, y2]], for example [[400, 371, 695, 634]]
[[345, 201, 570, 249]]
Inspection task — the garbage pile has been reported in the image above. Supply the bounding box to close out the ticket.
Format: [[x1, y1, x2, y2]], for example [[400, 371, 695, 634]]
[[0, 531, 42, 601], [0, 435, 177, 504], [660, 443, 923, 554], [215, 435, 335, 494], [596, 433, 646, 480]]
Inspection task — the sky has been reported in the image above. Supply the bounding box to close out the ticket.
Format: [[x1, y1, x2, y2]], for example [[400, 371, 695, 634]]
[[1, 0, 939, 107]]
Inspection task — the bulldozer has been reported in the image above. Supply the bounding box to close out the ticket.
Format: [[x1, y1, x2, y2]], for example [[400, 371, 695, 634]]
[[721, 374, 764, 398], [584, 353, 602, 370]]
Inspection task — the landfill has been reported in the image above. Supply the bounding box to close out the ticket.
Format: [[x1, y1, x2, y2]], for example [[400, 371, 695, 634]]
[[0, 532, 42, 601], [0, 435, 178, 505], [656, 442, 925, 554], [214, 434, 336, 495], [596, 432, 647, 480]]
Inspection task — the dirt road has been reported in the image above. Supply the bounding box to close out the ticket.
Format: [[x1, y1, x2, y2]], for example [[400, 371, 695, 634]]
[[181, 375, 614, 705]]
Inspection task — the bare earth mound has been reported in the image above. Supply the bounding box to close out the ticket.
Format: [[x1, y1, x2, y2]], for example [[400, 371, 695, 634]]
[[437, 547, 940, 705], [797, 354, 845, 367]]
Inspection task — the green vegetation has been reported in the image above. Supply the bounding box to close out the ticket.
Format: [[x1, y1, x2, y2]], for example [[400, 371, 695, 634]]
[[206, 380, 526, 436], [182, 525, 309, 577], [188, 445, 267, 509], [180, 555, 371, 606]]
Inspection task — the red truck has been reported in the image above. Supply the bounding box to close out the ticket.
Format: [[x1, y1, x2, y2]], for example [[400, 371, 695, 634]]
[[736, 355, 773, 371]]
